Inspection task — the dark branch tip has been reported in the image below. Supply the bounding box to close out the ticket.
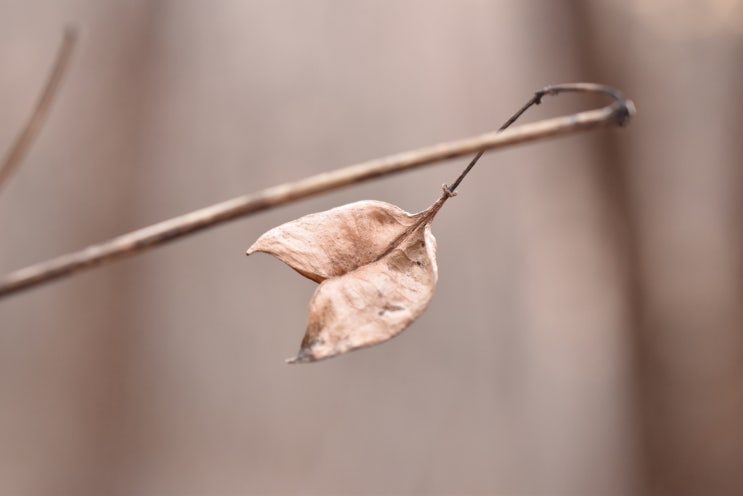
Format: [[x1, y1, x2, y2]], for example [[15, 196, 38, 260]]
[[612, 99, 636, 127]]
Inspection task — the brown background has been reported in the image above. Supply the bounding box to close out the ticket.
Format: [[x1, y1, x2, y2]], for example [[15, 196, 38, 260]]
[[1, 1, 742, 495]]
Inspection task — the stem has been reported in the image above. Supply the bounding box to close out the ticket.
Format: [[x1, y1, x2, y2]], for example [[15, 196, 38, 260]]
[[0, 83, 633, 299], [445, 82, 632, 194], [0, 27, 78, 192], [419, 90, 547, 238]]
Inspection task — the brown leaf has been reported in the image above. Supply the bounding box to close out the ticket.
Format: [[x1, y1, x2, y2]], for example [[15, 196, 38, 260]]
[[246, 200, 426, 282], [289, 221, 438, 363], [247, 196, 448, 362]]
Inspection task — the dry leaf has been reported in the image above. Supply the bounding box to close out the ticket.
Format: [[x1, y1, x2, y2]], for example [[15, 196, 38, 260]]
[[247, 200, 427, 282], [290, 221, 438, 362], [247, 197, 447, 362]]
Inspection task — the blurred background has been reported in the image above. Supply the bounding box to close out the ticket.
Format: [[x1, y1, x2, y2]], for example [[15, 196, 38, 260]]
[[1, 1, 742, 495]]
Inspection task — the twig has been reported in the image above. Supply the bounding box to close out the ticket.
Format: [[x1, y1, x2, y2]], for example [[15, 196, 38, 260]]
[[0, 27, 78, 192], [406, 84, 562, 243], [0, 83, 633, 298]]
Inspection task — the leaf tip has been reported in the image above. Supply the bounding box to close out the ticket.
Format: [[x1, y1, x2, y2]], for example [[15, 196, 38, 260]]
[[245, 241, 260, 256], [285, 350, 315, 364]]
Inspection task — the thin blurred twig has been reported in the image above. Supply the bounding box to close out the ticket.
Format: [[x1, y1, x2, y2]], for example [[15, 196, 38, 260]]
[[0, 27, 78, 192], [0, 83, 633, 298]]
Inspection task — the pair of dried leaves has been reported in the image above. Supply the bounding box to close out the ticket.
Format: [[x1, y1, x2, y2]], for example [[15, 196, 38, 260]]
[[247, 193, 450, 363]]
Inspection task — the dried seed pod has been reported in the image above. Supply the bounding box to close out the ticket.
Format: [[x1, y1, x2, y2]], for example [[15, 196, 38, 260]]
[[248, 198, 445, 362]]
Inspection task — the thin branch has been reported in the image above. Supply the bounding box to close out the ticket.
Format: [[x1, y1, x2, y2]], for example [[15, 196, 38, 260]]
[[0, 83, 634, 299], [445, 89, 544, 193], [0, 27, 78, 192]]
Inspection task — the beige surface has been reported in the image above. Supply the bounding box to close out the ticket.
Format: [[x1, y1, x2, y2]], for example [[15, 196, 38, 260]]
[[1, 1, 741, 494]]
